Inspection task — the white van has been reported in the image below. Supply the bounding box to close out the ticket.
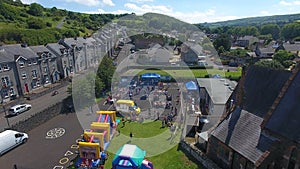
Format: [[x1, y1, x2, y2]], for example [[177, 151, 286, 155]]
[[0, 130, 29, 156]]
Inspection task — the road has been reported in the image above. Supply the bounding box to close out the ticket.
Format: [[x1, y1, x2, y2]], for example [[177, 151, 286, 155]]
[[0, 113, 82, 169], [0, 85, 70, 131]]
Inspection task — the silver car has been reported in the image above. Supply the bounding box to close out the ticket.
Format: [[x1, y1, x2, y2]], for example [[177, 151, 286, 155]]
[[8, 104, 32, 116]]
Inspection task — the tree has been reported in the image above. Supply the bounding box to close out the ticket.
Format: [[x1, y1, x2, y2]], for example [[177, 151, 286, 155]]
[[260, 24, 280, 40], [273, 50, 295, 68], [97, 56, 115, 90], [27, 3, 43, 16], [254, 60, 284, 70], [281, 22, 300, 40], [27, 17, 46, 29], [213, 34, 231, 53]]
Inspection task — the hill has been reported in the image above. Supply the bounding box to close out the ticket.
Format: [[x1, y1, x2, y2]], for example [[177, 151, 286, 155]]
[[200, 13, 300, 28], [0, 0, 126, 45]]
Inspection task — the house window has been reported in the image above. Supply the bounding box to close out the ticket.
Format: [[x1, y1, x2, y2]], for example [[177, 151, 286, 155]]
[[3, 64, 9, 71], [19, 60, 25, 68], [1, 76, 11, 88], [218, 143, 231, 163], [44, 75, 50, 84], [41, 53, 46, 58], [44, 67, 48, 74], [2, 89, 9, 99], [32, 70, 38, 78], [9, 88, 14, 96], [21, 72, 27, 79]]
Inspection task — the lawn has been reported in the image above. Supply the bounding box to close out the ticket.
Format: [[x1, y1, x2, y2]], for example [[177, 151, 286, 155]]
[[103, 120, 204, 169], [124, 68, 241, 80]]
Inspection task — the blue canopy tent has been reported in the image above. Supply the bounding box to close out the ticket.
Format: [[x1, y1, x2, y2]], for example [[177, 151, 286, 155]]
[[140, 73, 161, 79], [185, 81, 198, 91], [140, 73, 160, 85]]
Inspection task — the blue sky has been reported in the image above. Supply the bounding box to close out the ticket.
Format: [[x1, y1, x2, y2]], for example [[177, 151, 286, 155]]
[[21, 0, 300, 24]]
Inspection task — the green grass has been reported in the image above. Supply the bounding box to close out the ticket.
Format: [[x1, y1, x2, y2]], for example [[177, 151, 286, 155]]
[[125, 68, 242, 79], [115, 120, 168, 138], [102, 121, 204, 169]]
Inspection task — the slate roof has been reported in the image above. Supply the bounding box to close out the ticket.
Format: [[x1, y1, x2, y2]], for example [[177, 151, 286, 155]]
[[3, 44, 38, 59], [242, 66, 291, 118], [265, 67, 300, 143], [211, 107, 276, 165], [30, 45, 50, 53], [0, 48, 14, 63], [283, 43, 300, 52], [211, 66, 292, 165], [46, 43, 65, 56]]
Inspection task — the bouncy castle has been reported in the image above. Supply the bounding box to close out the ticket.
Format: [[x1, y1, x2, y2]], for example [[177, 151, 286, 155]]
[[75, 111, 117, 168], [112, 144, 154, 169]]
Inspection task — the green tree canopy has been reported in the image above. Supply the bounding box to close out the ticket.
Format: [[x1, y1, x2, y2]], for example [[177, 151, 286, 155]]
[[97, 56, 116, 90], [281, 22, 300, 40], [27, 3, 44, 16], [260, 24, 280, 40], [254, 60, 284, 70], [273, 50, 295, 68], [213, 34, 231, 53]]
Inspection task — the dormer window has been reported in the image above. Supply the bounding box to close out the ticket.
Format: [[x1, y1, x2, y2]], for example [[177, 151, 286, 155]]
[[41, 53, 46, 58], [33, 60, 37, 65], [3, 64, 9, 71], [28, 60, 32, 66], [19, 60, 25, 68], [0, 65, 2, 72]]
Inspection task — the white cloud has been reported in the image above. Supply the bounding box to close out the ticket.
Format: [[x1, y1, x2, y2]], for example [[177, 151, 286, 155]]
[[260, 11, 270, 15], [102, 0, 115, 6], [129, 0, 154, 3], [124, 3, 172, 14], [20, 0, 37, 4], [121, 3, 239, 23], [279, 0, 300, 6], [64, 0, 101, 6]]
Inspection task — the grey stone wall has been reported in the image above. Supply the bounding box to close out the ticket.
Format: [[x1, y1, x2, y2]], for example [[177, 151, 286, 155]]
[[180, 140, 221, 169], [10, 96, 73, 133]]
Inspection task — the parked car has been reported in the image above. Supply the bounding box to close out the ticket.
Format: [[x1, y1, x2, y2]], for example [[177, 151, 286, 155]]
[[0, 130, 29, 156], [8, 104, 32, 116]]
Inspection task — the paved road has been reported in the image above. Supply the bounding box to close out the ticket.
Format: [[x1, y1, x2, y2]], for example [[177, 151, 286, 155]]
[[0, 113, 82, 169], [0, 85, 70, 131]]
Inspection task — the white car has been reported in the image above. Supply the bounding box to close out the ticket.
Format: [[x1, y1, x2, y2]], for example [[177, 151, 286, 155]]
[[8, 104, 32, 116]]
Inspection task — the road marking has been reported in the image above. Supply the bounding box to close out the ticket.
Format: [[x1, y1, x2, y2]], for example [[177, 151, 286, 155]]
[[76, 139, 82, 143], [71, 144, 79, 149], [64, 150, 74, 156], [46, 128, 66, 139], [53, 166, 63, 169], [59, 157, 69, 165]]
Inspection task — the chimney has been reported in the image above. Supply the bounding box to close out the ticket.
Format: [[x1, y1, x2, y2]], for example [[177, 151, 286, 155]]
[[21, 43, 28, 48]]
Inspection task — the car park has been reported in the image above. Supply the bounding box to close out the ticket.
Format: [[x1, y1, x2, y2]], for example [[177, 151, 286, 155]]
[[8, 104, 32, 116]]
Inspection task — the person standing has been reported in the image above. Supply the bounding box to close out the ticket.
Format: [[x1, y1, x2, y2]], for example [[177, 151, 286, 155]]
[[129, 132, 133, 142]]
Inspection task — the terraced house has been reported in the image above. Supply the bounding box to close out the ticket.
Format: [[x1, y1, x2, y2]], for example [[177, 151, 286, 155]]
[[0, 45, 19, 102], [3, 44, 42, 96]]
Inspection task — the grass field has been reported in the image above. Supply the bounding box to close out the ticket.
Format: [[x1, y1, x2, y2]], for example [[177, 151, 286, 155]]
[[124, 68, 242, 80], [102, 120, 204, 169]]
